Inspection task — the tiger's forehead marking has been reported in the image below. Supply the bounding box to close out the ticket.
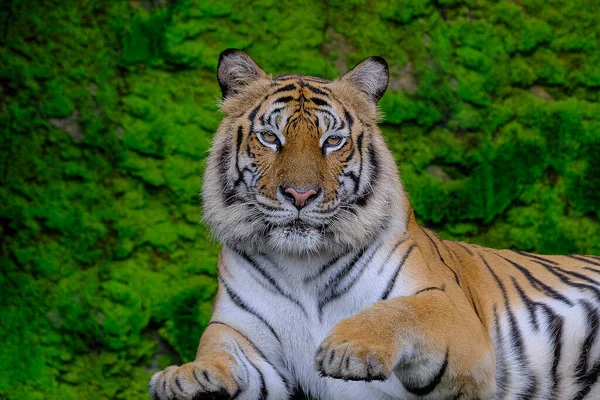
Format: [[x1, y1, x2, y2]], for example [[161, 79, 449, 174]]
[[270, 76, 332, 100], [247, 78, 332, 129]]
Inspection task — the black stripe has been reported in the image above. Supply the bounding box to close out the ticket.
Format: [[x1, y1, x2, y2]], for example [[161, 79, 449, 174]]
[[377, 236, 409, 274], [238, 252, 308, 316], [455, 242, 474, 255], [274, 96, 295, 105], [232, 126, 251, 190], [368, 141, 380, 181], [430, 230, 459, 263], [286, 114, 302, 131], [324, 248, 368, 287], [493, 305, 511, 400], [174, 376, 184, 393], [414, 284, 445, 295], [464, 283, 483, 323], [355, 131, 364, 194], [249, 105, 261, 121], [192, 369, 208, 392], [574, 361, 600, 400], [245, 136, 256, 158], [300, 81, 329, 95], [380, 244, 416, 300], [310, 97, 329, 107], [219, 278, 280, 343], [273, 84, 296, 94], [443, 242, 460, 263], [355, 142, 380, 207], [207, 321, 290, 392], [304, 253, 346, 283], [515, 250, 559, 265], [584, 266, 600, 276], [218, 143, 238, 206], [317, 109, 342, 131], [235, 126, 243, 174], [218, 143, 231, 181], [512, 277, 540, 331], [422, 228, 461, 286], [403, 348, 449, 396], [575, 301, 599, 385], [267, 106, 286, 126], [234, 167, 255, 190], [354, 187, 373, 207], [342, 140, 355, 163], [545, 309, 563, 400], [570, 255, 600, 268], [344, 109, 354, 129], [494, 253, 573, 306]]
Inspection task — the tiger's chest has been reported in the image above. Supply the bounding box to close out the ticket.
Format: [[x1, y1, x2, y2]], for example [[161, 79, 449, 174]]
[[217, 247, 416, 400]]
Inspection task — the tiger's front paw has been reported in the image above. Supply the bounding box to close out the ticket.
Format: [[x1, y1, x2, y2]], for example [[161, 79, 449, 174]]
[[148, 353, 244, 400], [315, 317, 397, 382]]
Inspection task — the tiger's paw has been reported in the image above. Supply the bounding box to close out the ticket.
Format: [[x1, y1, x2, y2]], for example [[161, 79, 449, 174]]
[[315, 318, 397, 382], [148, 353, 244, 400]]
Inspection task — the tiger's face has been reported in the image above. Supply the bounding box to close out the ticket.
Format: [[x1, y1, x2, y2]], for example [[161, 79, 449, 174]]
[[203, 50, 408, 255]]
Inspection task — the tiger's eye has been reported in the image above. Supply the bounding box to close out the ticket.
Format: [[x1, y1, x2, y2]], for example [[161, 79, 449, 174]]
[[261, 131, 279, 144], [325, 136, 343, 146]]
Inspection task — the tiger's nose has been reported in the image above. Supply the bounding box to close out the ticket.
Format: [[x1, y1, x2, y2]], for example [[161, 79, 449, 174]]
[[280, 186, 320, 209]]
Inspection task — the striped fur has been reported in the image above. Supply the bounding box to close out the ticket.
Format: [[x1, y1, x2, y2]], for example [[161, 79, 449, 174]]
[[149, 50, 600, 400]]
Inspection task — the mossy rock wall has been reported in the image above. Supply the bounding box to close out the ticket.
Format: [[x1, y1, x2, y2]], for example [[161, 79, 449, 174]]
[[1, 0, 599, 398]]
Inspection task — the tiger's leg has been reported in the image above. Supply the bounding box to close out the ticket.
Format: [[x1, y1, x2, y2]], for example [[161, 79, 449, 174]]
[[149, 322, 290, 400], [316, 290, 496, 399]]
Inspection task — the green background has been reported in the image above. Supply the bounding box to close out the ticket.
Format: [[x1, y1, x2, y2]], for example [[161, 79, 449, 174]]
[[1, 0, 599, 398]]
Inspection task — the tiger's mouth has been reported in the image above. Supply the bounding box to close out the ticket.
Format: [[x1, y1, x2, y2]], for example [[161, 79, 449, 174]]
[[265, 219, 319, 234], [266, 218, 326, 253], [280, 219, 316, 234]]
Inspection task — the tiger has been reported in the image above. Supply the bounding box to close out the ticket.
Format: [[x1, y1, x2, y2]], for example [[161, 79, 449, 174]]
[[148, 49, 600, 400]]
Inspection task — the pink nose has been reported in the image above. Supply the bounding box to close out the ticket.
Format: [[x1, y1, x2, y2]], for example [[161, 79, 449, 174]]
[[282, 187, 319, 209]]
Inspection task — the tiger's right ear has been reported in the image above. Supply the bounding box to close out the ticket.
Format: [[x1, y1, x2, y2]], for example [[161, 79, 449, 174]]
[[217, 49, 267, 99]]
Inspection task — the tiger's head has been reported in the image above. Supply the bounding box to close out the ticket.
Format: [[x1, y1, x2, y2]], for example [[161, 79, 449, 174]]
[[203, 50, 409, 256]]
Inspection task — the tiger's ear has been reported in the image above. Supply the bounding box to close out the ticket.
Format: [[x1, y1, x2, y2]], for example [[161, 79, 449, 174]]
[[339, 56, 389, 103], [217, 49, 267, 99]]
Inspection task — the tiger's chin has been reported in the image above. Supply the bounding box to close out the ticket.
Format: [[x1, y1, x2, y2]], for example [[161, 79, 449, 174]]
[[266, 222, 326, 255]]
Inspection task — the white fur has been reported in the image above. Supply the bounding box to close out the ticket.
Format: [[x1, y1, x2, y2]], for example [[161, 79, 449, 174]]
[[214, 237, 417, 400]]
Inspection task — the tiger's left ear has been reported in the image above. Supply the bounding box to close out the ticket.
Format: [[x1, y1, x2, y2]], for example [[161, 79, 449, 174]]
[[217, 49, 267, 99], [340, 56, 389, 103]]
